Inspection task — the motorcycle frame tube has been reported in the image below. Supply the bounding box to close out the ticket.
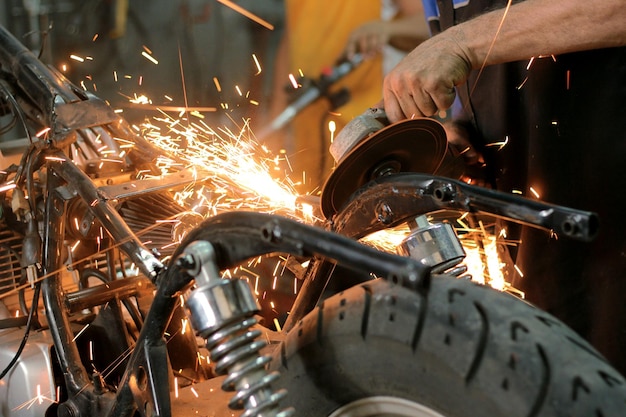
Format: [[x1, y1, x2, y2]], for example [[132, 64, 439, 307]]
[[47, 152, 163, 280], [167, 211, 433, 335], [41, 153, 164, 415], [106, 281, 184, 417], [330, 172, 599, 241], [41, 169, 92, 396], [0, 26, 78, 126], [168, 211, 430, 289]]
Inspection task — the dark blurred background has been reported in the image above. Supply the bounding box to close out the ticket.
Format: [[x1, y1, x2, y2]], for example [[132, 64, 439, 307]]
[[0, 0, 285, 122]]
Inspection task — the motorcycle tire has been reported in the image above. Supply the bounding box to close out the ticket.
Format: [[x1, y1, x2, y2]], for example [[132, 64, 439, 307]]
[[271, 276, 626, 416]]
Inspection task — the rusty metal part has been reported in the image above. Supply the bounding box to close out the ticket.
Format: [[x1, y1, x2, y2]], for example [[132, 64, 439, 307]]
[[330, 172, 599, 243], [321, 116, 464, 218]]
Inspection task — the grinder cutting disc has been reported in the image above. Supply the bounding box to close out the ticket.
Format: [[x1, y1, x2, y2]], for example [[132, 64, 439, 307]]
[[320, 117, 462, 218]]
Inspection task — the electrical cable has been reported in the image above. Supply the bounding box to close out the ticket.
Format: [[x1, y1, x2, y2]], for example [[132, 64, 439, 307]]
[[0, 80, 34, 145], [0, 281, 42, 380]]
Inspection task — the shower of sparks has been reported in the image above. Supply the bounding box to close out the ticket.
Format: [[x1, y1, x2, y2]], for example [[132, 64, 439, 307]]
[[360, 226, 410, 251], [141, 112, 302, 216], [12, 385, 56, 411], [360, 214, 522, 296], [462, 232, 506, 290]]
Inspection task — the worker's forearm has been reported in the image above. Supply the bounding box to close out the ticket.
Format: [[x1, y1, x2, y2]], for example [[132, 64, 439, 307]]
[[387, 14, 431, 51], [448, 0, 626, 69], [387, 14, 430, 41]]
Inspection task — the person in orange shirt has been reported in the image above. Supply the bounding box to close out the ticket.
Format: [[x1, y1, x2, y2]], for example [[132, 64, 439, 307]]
[[265, 1, 383, 194]]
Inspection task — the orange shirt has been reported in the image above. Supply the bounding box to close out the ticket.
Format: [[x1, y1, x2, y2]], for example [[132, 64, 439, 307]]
[[283, 0, 383, 192]]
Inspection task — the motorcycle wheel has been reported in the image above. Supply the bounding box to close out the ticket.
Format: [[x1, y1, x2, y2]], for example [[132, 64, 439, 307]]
[[271, 277, 626, 416]]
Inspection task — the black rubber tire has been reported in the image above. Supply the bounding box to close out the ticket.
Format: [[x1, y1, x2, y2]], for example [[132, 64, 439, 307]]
[[270, 277, 626, 416]]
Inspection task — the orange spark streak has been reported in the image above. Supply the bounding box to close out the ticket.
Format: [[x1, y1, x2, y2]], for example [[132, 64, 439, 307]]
[[328, 121, 336, 144], [125, 103, 217, 112], [273, 318, 282, 332], [288, 73, 299, 89], [213, 77, 222, 92], [252, 53, 262, 74], [36, 127, 51, 137], [468, 0, 513, 100], [0, 182, 16, 192], [216, 0, 274, 30], [141, 51, 159, 65], [529, 186, 540, 198]]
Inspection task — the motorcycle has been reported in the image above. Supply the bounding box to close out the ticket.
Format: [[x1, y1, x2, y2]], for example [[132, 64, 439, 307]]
[[0, 23, 624, 417]]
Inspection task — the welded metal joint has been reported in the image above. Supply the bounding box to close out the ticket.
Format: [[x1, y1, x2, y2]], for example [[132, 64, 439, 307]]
[[433, 183, 456, 203], [376, 201, 394, 225]]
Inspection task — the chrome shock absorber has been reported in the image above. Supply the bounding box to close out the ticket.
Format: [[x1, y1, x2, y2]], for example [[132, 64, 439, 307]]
[[397, 215, 470, 279], [177, 241, 295, 417]]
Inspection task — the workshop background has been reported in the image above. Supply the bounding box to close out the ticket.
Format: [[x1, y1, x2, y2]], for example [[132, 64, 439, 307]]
[[0, 0, 385, 193], [0, 0, 285, 124]]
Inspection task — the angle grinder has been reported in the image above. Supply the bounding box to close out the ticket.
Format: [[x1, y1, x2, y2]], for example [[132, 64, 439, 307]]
[[320, 108, 466, 218]]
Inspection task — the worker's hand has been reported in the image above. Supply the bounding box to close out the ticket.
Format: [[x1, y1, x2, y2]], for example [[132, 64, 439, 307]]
[[345, 21, 392, 59], [383, 30, 473, 122]]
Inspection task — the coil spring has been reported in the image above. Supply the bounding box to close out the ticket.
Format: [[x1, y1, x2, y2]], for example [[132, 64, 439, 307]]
[[203, 316, 294, 417]]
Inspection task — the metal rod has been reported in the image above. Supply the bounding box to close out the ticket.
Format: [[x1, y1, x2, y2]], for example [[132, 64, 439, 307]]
[[41, 169, 91, 395]]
